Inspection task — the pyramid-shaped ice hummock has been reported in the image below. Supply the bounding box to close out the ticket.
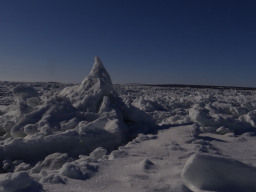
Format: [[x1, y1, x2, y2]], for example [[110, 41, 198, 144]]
[[0, 56, 155, 186], [60, 56, 113, 112], [84, 56, 112, 83]]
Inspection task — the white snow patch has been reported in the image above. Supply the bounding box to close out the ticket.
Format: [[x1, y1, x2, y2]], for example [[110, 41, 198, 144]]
[[182, 153, 256, 192]]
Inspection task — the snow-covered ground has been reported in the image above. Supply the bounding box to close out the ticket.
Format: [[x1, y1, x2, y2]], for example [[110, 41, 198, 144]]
[[1, 57, 256, 192]]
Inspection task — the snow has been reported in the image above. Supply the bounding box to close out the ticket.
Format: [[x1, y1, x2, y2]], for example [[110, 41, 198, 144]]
[[45, 124, 195, 192], [60, 56, 113, 111], [0, 171, 42, 192], [182, 153, 256, 192], [1, 57, 256, 191]]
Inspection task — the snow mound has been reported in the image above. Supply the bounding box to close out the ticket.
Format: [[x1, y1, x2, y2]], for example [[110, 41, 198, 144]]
[[40, 173, 66, 184], [13, 84, 39, 100], [59, 152, 99, 180], [182, 153, 256, 192], [31, 153, 71, 174], [0, 84, 41, 138], [89, 147, 107, 160], [138, 159, 156, 171], [188, 103, 254, 134], [0, 171, 42, 192]]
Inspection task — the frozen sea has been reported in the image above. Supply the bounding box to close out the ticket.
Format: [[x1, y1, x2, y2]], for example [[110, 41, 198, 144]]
[[1, 58, 256, 192]]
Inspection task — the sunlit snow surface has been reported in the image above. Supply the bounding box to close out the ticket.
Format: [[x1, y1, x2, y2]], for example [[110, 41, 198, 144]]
[[1, 59, 256, 191]]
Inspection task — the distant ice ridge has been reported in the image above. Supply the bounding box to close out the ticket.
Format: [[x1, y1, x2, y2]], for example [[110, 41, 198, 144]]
[[0, 57, 154, 190]]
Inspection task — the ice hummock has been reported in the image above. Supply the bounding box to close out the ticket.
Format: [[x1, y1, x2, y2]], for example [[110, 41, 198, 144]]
[[60, 56, 113, 112], [0, 57, 154, 190], [85, 56, 112, 83]]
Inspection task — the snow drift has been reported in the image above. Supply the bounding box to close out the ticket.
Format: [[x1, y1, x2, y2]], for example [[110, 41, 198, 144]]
[[182, 153, 256, 192]]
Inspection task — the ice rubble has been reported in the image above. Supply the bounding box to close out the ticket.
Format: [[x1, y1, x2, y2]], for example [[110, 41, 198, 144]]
[[1, 59, 256, 191], [116, 85, 256, 134], [182, 153, 256, 192], [0, 57, 153, 190]]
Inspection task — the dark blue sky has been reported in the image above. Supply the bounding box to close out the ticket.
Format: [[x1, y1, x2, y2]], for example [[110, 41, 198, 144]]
[[0, 0, 256, 86]]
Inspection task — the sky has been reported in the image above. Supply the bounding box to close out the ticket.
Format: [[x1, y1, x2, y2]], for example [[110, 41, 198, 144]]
[[0, 0, 256, 87]]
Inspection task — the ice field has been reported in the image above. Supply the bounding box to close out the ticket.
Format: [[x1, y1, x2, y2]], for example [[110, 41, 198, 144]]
[[1, 57, 256, 192]]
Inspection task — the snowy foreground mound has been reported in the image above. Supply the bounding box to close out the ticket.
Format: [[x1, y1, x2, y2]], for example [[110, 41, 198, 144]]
[[182, 153, 256, 192], [0, 57, 153, 191]]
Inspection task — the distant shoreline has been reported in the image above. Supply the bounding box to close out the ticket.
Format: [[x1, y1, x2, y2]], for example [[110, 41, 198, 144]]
[[1, 81, 256, 91], [119, 83, 256, 90]]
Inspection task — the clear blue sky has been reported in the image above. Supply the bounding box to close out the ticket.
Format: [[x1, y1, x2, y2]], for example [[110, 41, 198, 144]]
[[0, 0, 256, 86]]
